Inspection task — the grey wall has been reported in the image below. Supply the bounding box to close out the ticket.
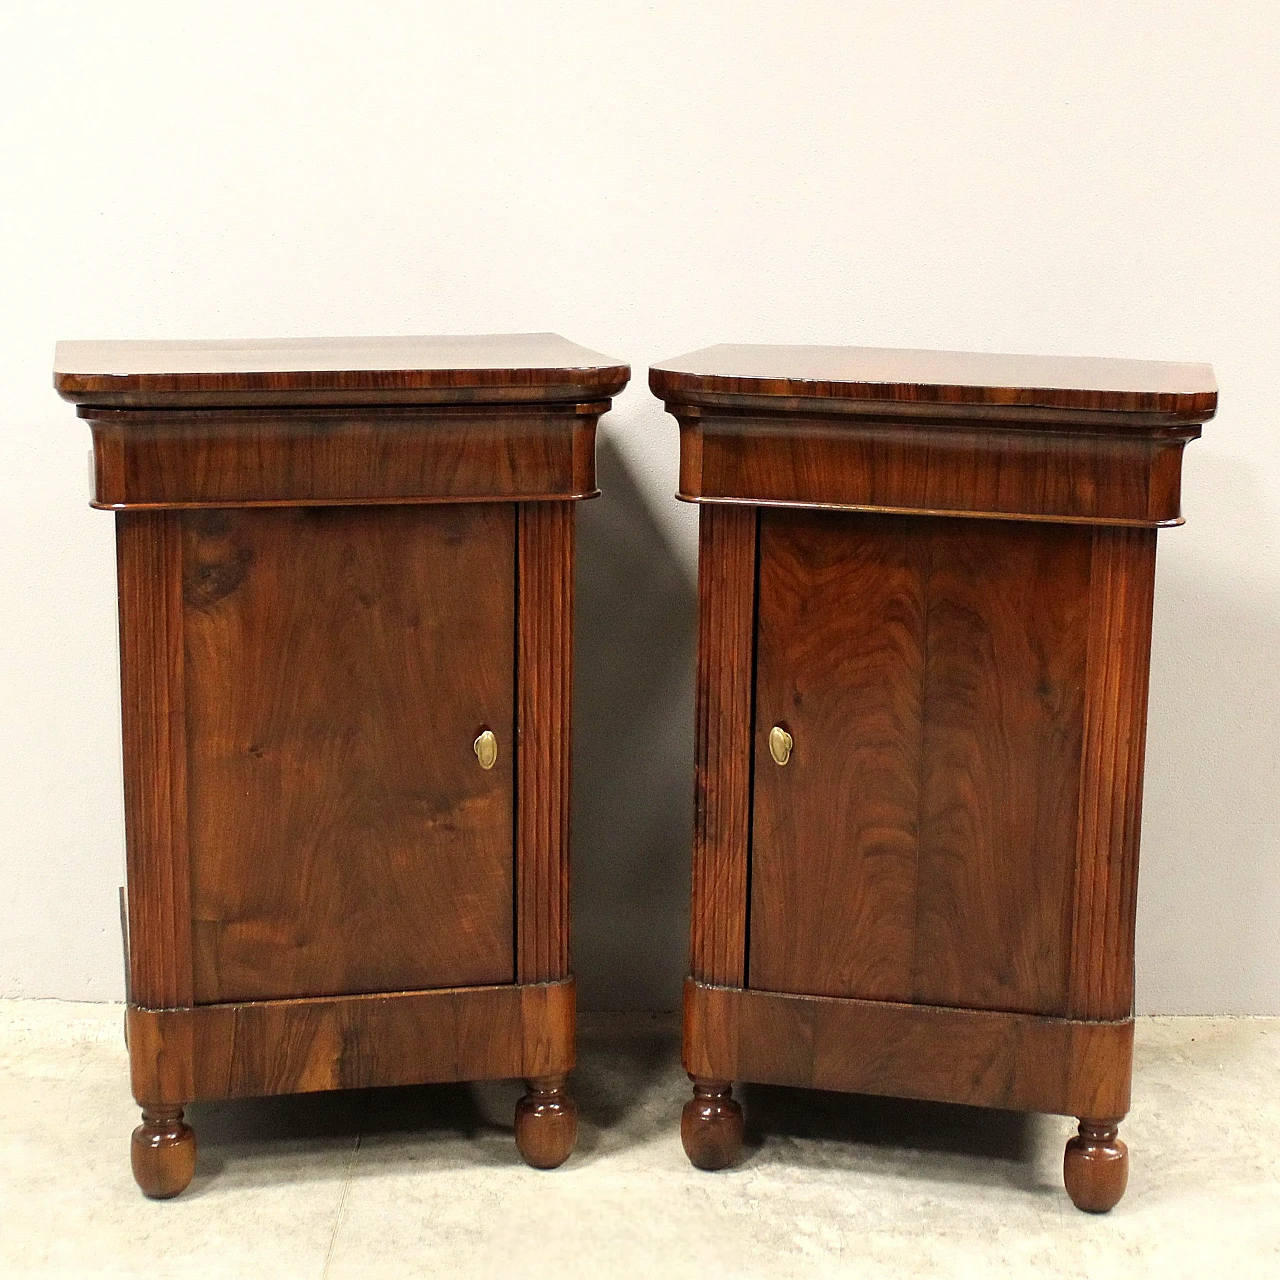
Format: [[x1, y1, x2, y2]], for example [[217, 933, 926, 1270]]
[[1, 1, 1277, 1012]]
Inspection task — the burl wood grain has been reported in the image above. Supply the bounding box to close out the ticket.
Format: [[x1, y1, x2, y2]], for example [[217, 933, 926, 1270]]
[[183, 503, 516, 1003], [517, 502, 574, 983], [689, 504, 758, 987], [750, 510, 1090, 1017]]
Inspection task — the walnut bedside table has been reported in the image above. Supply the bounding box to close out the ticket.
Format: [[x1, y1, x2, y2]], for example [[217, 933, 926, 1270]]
[[56, 334, 629, 1197], [651, 343, 1215, 1212]]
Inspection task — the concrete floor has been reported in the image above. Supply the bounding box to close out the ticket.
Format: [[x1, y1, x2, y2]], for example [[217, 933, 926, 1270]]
[[0, 1003, 1276, 1278]]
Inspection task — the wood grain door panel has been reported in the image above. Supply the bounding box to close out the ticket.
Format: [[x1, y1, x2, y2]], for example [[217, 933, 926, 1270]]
[[750, 511, 925, 1000], [184, 504, 515, 1004], [912, 519, 1089, 1015], [749, 509, 1088, 1017]]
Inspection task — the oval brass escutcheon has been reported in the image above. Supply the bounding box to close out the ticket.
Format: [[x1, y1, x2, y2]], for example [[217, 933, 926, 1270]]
[[768, 725, 793, 766], [474, 729, 498, 770]]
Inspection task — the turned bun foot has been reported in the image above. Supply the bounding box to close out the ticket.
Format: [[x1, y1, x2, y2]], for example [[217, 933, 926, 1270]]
[[514, 1075, 577, 1169], [131, 1105, 196, 1199], [681, 1076, 744, 1170], [1064, 1118, 1128, 1213]]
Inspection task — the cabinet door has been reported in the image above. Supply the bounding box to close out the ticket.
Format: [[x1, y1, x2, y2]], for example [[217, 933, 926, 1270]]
[[183, 504, 515, 1004], [749, 511, 925, 1002], [749, 509, 1090, 1016]]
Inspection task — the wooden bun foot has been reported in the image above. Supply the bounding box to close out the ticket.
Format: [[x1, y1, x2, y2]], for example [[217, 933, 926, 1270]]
[[1064, 1118, 1128, 1212], [131, 1105, 196, 1199], [681, 1076, 743, 1171], [514, 1075, 577, 1169]]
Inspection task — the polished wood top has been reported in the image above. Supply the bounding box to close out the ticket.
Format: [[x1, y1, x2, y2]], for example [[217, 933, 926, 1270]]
[[650, 344, 1216, 419], [55, 333, 630, 407]]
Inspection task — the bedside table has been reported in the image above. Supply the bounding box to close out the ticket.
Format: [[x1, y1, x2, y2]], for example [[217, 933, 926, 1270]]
[[651, 343, 1215, 1211], [56, 333, 629, 1196]]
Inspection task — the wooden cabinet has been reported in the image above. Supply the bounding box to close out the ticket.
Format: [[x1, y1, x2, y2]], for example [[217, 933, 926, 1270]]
[[651, 343, 1216, 1212], [57, 334, 629, 1197]]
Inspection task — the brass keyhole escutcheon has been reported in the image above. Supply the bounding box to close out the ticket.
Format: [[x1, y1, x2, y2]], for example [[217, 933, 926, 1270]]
[[768, 725, 793, 766], [474, 729, 498, 770]]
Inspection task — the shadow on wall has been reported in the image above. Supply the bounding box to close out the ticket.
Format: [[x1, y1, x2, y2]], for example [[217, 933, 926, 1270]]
[[572, 433, 697, 1012], [1138, 452, 1280, 1013]]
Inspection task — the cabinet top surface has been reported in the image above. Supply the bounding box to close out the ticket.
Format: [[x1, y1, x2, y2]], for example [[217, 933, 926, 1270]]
[[650, 343, 1217, 417], [55, 333, 630, 407]]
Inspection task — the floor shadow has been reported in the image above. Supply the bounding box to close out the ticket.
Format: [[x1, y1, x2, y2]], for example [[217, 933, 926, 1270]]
[[176, 1020, 1055, 1192], [571, 1011, 682, 1147], [184, 1081, 499, 1189], [742, 1084, 1032, 1160], [183, 1017, 685, 1182], [740, 1084, 1051, 1191], [189, 1081, 491, 1146], [184, 1089, 367, 1192], [359, 1081, 498, 1141], [190, 1087, 367, 1148], [572, 433, 698, 1014]]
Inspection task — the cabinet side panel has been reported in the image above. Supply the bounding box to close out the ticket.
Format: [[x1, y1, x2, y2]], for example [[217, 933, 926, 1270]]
[[750, 510, 925, 999], [914, 520, 1090, 1017], [690, 504, 758, 986], [116, 510, 193, 1009], [517, 502, 574, 983], [1069, 526, 1157, 1020]]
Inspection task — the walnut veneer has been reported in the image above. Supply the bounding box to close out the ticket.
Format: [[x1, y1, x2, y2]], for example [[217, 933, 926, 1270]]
[[57, 333, 629, 1195], [652, 342, 1216, 1212]]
